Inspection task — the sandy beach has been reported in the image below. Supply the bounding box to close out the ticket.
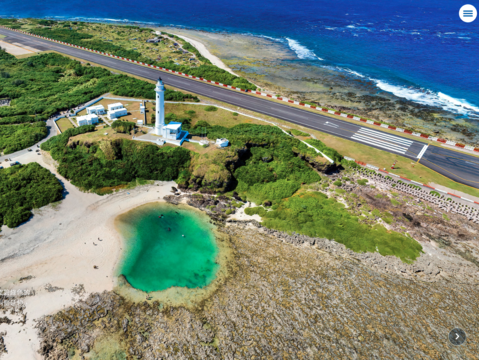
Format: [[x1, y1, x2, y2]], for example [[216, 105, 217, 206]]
[[170, 32, 238, 77], [0, 151, 177, 360]]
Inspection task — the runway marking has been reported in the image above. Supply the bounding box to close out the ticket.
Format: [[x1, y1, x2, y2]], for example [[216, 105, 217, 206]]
[[357, 128, 414, 147], [351, 134, 408, 154], [324, 121, 339, 128], [417, 144, 429, 159]]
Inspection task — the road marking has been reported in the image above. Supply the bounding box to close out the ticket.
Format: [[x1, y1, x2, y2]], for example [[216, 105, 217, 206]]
[[357, 128, 413, 146], [324, 121, 339, 128], [417, 144, 429, 159], [351, 134, 408, 154]]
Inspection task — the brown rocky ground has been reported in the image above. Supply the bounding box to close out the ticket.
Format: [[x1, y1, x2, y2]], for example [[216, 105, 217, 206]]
[[30, 222, 478, 360]]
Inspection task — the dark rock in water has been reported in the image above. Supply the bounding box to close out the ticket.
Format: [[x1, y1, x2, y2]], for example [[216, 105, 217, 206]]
[[262, 156, 272, 163], [171, 186, 178, 192], [167, 227, 171, 231]]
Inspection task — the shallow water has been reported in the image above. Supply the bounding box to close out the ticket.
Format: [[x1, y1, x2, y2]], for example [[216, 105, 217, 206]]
[[116, 203, 219, 293]]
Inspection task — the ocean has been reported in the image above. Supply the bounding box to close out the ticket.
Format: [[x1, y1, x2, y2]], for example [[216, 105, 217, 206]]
[[1, 0, 478, 118]]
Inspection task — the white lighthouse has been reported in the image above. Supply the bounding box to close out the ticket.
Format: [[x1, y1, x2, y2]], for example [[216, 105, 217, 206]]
[[152, 77, 187, 143], [154, 77, 165, 135]]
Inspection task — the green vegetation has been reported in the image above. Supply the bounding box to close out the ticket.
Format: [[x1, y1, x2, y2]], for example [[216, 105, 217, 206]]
[[26, 21, 256, 90], [204, 106, 218, 112], [442, 213, 450, 221], [290, 129, 309, 137], [41, 126, 191, 193], [304, 138, 343, 163], [333, 180, 342, 187], [0, 115, 41, 124], [111, 120, 135, 134], [0, 49, 196, 152], [39, 117, 422, 262], [249, 192, 422, 263], [390, 198, 401, 206], [357, 179, 368, 186], [0, 122, 47, 154], [0, 49, 197, 120], [0, 162, 63, 228]]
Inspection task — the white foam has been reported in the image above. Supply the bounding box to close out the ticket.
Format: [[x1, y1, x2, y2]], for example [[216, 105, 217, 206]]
[[374, 80, 479, 116], [285, 38, 323, 60]]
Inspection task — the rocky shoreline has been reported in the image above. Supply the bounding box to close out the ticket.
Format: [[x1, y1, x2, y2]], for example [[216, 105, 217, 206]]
[[32, 225, 479, 359]]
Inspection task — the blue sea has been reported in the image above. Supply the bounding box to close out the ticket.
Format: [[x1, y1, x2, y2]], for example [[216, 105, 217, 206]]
[[1, 0, 478, 118]]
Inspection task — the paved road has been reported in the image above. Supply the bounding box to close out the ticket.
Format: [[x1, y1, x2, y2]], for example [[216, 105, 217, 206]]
[[1, 27, 478, 189]]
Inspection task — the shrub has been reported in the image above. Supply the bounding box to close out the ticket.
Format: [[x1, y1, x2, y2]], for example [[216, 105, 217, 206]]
[[204, 106, 218, 112], [111, 120, 135, 134], [245, 207, 266, 217], [232, 112, 238, 116], [0, 163, 63, 228], [333, 180, 342, 187], [357, 179, 368, 186]]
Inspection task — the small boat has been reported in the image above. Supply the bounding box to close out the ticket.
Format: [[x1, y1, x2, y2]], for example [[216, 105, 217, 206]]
[[167, 227, 171, 231]]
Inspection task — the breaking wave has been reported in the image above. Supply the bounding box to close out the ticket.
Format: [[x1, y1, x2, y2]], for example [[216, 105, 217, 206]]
[[285, 38, 323, 60], [334, 67, 479, 117], [374, 80, 479, 116]]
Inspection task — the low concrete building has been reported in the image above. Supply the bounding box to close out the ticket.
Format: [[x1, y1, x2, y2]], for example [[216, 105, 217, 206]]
[[162, 122, 183, 140], [216, 138, 229, 148], [108, 103, 124, 112], [86, 104, 106, 115], [108, 108, 128, 120], [77, 114, 99, 126], [137, 119, 144, 126], [140, 103, 146, 114]]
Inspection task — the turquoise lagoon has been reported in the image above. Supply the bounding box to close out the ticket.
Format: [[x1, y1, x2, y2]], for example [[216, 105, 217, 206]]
[[116, 203, 219, 293]]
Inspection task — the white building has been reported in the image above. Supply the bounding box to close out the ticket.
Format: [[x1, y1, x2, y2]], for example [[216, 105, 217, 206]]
[[140, 103, 146, 114], [77, 114, 99, 126], [108, 103, 124, 112], [107, 108, 128, 120], [137, 119, 144, 126], [216, 138, 229, 147], [86, 104, 105, 115]]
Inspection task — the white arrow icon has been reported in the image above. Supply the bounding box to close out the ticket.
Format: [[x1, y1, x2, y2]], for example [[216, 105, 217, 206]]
[[456, 333, 460, 340]]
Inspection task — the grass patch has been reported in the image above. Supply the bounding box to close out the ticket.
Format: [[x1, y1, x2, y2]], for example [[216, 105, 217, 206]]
[[56, 118, 74, 132], [357, 179, 368, 186], [390, 198, 401, 206], [290, 129, 309, 137], [442, 213, 450, 221], [256, 192, 422, 263]]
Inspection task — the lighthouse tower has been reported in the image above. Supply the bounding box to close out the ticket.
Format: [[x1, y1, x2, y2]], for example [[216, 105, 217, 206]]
[[154, 77, 165, 136]]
